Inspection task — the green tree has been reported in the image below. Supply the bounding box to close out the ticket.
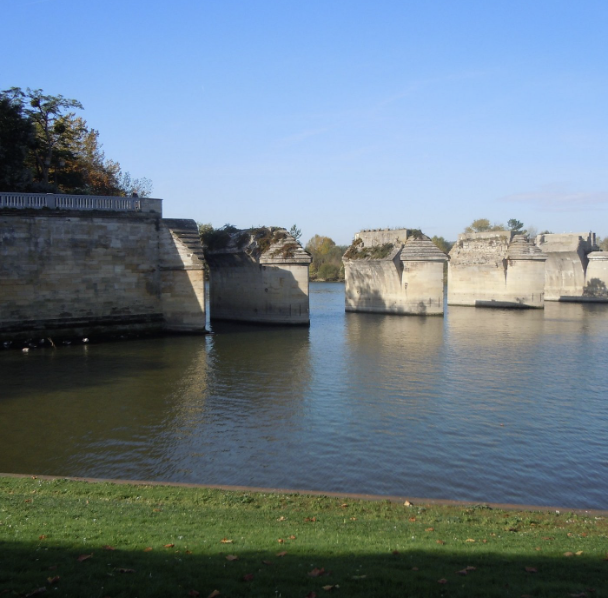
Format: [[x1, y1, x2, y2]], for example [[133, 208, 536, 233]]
[[289, 224, 302, 241], [0, 96, 35, 190], [431, 235, 453, 254], [464, 218, 505, 233], [1, 86, 152, 196], [3, 87, 83, 189], [305, 235, 346, 281]]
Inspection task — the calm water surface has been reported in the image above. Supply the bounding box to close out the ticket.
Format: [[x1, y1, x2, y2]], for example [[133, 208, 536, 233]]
[[1, 283, 607, 509]]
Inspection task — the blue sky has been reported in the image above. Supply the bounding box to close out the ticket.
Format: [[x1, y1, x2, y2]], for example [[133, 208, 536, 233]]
[[3, 0, 608, 245]]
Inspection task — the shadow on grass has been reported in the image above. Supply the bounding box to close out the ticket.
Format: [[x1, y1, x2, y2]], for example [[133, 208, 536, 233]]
[[0, 541, 604, 598]]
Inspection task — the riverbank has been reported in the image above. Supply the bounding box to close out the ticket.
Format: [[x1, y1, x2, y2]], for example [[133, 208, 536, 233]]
[[1, 476, 606, 597]]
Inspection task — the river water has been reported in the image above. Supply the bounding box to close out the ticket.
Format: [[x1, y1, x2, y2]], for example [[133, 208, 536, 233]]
[[1, 282, 607, 509]]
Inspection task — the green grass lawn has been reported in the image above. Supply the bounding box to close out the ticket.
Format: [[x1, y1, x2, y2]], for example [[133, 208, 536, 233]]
[[0, 476, 606, 597]]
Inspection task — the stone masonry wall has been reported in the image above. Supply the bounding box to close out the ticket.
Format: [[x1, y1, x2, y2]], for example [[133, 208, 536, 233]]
[[0, 209, 205, 341]]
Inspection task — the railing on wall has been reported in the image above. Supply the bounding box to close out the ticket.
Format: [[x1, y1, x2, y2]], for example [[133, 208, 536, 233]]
[[0, 193, 162, 214]]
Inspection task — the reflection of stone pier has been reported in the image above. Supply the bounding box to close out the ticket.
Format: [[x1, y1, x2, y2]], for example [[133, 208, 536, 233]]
[[536, 232, 608, 302], [204, 227, 312, 325], [448, 231, 546, 308], [343, 229, 448, 315]]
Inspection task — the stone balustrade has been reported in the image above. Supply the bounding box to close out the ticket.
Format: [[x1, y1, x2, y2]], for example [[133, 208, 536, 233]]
[[0, 192, 162, 214]]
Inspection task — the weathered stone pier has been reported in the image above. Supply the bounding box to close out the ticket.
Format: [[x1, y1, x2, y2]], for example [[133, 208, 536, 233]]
[[343, 229, 448, 315], [203, 227, 312, 325], [447, 231, 546, 308], [536, 232, 607, 302]]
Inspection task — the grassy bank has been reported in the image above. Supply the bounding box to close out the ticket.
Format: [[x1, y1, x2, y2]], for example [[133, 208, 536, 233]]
[[0, 476, 606, 597]]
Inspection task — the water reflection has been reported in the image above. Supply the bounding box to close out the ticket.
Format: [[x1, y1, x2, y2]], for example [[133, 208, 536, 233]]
[[0, 284, 607, 508], [0, 338, 212, 480]]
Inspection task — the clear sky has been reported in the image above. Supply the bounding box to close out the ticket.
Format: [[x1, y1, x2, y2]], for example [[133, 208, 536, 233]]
[[4, 0, 608, 245]]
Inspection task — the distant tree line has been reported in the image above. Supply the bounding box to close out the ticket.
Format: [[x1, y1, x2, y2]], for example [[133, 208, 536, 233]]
[[0, 87, 151, 196]]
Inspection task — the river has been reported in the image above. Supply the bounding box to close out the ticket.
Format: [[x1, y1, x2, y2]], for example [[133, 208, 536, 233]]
[[1, 282, 607, 509]]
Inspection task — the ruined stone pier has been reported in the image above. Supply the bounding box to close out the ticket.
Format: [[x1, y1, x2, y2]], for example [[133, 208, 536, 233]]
[[447, 231, 546, 308], [204, 227, 312, 325], [343, 229, 448, 316], [536, 232, 608, 302]]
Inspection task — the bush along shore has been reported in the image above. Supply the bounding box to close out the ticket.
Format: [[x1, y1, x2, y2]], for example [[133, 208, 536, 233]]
[[0, 476, 607, 597]]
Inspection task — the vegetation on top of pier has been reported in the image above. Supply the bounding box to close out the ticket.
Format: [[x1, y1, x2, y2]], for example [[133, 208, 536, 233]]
[[343, 238, 395, 260], [1, 475, 607, 598], [0, 87, 151, 196]]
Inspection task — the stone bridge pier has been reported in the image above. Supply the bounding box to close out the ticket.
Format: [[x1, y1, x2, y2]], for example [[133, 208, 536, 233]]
[[447, 231, 546, 308], [203, 227, 312, 325], [343, 229, 448, 316], [536, 232, 608, 302]]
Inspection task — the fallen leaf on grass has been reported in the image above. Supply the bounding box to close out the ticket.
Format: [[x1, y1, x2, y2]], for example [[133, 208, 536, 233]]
[[524, 567, 537, 573], [278, 538, 285, 543], [436, 540, 445, 545], [425, 527, 434, 532], [164, 543, 175, 548], [308, 567, 327, 577], [25, 588, 46, 597], [39, 535, 47, 540], [289, 535, 296, 540], [564, 552, 574, 557], [77, 554, 93, 562], [304, 517, 317, 523], [144, 547, 153, 552], [220, 538, 233, 544], [103, 545, 116, 551], [404, 500, 413, 506], [392, 550, 400, 555], [276, 551, 287, 557], [117, 568, 135, 574], [408, 517, 416, 522], [340, 503, 348, 508], [542, 536, 554, 541], [277, 516, 286, 521], [242, 573, 254, 582], [46, 577, 59, 584], [350, 517, 357, 521], [153, 508, 162, 512], [465, 538, 475, 542], [322, 585, 339, 591], [207, 591, 220, 598], [576, 551, 584, 556], [437, 579, 447, 584], [226, 555, 238, 561], [24, 499, 32, 503]]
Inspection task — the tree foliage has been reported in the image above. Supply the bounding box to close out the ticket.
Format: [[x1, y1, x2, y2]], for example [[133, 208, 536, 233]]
[[0, 87, 151, 196], [463, 218, 506, 233], [431, 235, 453, 254], [305, 235, 346, 281]]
